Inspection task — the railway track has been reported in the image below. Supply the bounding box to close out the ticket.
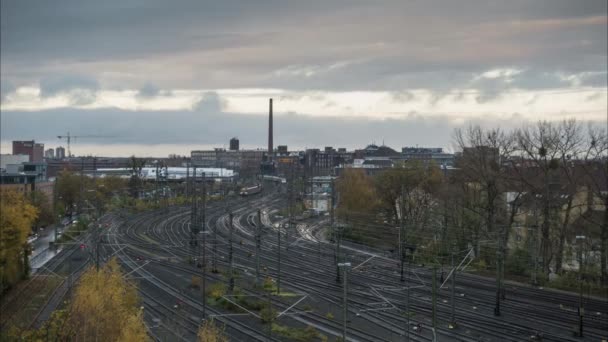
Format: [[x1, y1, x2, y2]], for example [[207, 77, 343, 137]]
[[103, 189, 607, 341]]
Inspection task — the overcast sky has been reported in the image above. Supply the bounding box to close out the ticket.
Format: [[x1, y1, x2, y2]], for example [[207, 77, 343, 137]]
[[1, 0, 606, 156]]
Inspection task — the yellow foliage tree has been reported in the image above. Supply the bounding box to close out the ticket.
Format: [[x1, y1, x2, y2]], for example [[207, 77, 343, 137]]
[[197, 319, 228, 342], [13, 258, 148, 341], [336, 169, 379, 220], [66, 258, 148, 341], [0, 189, 38, 294]]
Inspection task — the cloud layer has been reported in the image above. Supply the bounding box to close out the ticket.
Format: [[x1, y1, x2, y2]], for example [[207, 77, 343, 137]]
[[1, 1, 606, 155]]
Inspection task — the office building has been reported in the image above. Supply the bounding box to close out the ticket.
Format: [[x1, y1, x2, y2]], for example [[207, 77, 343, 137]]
[[12, 140, 44, 162], [56, 146, 66, 159], [45, 148, 55, 159], [229, 137, 240, 151], [402, 147, 455, 166]]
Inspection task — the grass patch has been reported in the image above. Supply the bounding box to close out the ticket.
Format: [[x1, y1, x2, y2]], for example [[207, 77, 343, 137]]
[[271, 324, 325, 342], [0, 275, 63, 330]]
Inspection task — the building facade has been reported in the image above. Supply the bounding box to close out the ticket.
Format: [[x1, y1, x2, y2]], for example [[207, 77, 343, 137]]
[[12, 140, 44, 162], [55, 146, 66, 159], [191, 149, 265, 175], [45, 148, 55, 159], [401, 147, 455, 166], [1, 154, 30, 171], [304, 147, 352, 176], [229, 137, 240, 151], [305, 176, 337, 212]]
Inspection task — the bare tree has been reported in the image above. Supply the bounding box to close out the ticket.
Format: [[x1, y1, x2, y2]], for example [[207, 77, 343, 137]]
[[553, 120, 585, 274], [454, 125, 516, 256], [514, 121, 564, 274], [580, 124, 608, 286]]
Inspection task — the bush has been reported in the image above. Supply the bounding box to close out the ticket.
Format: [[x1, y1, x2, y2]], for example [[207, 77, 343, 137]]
[[271, 324, 321, 342], [197, 319, 228, 342], [260, 305, 277, 323], [506, 248, 529, 276], [207, 283, 226, 299], [263, 276, 276, 292], [190, 276, 201, 289]]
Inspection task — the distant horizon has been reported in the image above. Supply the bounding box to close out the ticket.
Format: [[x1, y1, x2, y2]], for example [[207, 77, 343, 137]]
[[1, 140, 460, 159]]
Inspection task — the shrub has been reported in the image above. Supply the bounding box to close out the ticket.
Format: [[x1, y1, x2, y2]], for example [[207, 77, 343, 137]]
[[506, 248, 529, 276], [207, 283, 226, 299], [260, 305, 277, 323], [190, 276, 201, 289]]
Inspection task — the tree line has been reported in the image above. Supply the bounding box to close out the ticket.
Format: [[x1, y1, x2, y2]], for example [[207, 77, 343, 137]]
[[336, 119, 607, 288]]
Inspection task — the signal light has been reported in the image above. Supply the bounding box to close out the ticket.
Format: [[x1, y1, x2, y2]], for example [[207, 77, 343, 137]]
[[80, 244, 86, 249]]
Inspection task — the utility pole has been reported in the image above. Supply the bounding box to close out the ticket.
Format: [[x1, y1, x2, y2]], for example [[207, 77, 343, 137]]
[[432, 266, 437, 332], [494, 229, 502, 316], [332, 177, 341, 283], [201, 173, 207, 319], [78, 157, 84, 216], [95, 222, 100, 271], [531, 201, 539, 285], [185, 164, 190, 198], [228, 212, 234, 292], [203, 172, 218, 273], [287, 162, 294, 250], [93, 157, 101, 272], [266, 272, 273, 342], [190, 167, 198, 263], [576, 235, 586, 337], [450, 250, 456, 328], [277, 223, 281, 294], [155, 164, 159, 209], [406, 254, 411, 341], [318, 235, 322, 264], [400, 185, 405, 282], [256, 209, 262, 286], [338, 262, 351, 342], [212, 171, 220, 273]]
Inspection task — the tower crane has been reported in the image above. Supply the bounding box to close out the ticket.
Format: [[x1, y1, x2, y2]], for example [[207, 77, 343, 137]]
[[57, 132, 111, 157]]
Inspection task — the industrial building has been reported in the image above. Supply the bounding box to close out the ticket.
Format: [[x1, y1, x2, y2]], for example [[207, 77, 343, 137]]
[[12, 140, 44, 162]]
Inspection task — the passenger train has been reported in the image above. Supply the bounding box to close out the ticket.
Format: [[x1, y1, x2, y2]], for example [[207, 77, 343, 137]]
[[240, 184, 262, 196]]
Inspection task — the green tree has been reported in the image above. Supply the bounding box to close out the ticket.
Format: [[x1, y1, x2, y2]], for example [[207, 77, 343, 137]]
[[30, 190, 55, 228], [56, 170, 82, 216], [0, 190, 38, 294], [129, 156, 147, 198]]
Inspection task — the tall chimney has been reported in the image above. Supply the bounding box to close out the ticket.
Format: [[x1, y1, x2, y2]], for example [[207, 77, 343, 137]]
[[268, 98, 273, 158]]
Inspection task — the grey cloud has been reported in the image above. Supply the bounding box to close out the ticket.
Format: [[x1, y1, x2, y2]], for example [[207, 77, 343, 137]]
[[471, 69, 577, 103], [510, 71, 573, 90], [0, 80, 15, 100], [37, 74, 99, 105], [193, 92, 225, 113], [2, 107, 605, 154], [1, 0, 605, 94], [391, 91, 416, 103], [579, 72, 608, 87], [39, 74, 99, 97], [137, 83, 160, 98]]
